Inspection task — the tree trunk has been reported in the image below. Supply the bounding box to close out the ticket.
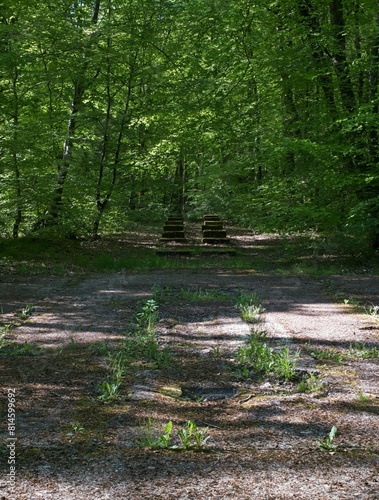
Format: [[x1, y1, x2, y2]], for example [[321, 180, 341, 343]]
[[11, 66, 22, 238], [48, 0, 101, 226], [368, 0, 379, 165], [298, 0, 338, 118], [330, 0, 356, 113]]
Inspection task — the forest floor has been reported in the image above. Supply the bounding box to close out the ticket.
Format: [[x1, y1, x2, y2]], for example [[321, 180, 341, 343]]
[[0, 225, 379, 499]]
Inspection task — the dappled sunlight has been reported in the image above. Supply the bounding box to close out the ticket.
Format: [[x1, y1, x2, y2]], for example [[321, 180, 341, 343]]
[[1, 266, 378, 498]]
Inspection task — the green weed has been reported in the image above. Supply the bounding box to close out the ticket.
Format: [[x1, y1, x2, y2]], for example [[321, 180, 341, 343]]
[[177, 420, 211, 450], [358, 391, 369, 402], [0, 341, 44, 356], [0, 330, 10, 349], [66, 421, 85, 440], [16, 304, 35, 320], [106, 351, 128, 378], [347, 342, 378, 359], [97, 380, 122, 403], [151, 284, 174, 301], [121, 298, 172, 368], [308, 347, 343, 364], [90, 342, 110, 356], [236, 292, 265, 323], [237, 331, 298, 381], [137, 419, 211, 451], [212, 345, 222, 358], [97, 351, 128, 403], [316, 425, 338, 453], [137, 418, 174, 449], [297, 373, 324, 393], [135, 299, 159, 333]]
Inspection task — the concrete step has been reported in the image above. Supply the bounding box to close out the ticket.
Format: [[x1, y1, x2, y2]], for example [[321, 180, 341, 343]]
[[163, 225, 184, 232], [161, 231, 186, 238], [202, 230, 227, 238], [202, 223, 224, 231]]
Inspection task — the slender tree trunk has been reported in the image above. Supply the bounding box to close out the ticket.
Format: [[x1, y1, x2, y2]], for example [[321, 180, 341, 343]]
[[48, 0, 101, 226], [330, 0, 356, 113], [298, 1, 338, 118], [368, 0, 379, 165], [92, 50, 136, 238], [11, 66, 22, 238], [240, 9, 262, 183], [50, 80, 85, 222]]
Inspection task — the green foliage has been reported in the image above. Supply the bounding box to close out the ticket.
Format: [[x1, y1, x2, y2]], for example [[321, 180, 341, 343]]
[[309, 347, 344, 364], [316, 425, 339, 453], [237, 331, 299, 381], [137, 418, 211, 451], [297, 373, 324, 394], [346, 196, 379, 248], [0, 341, 44, 356], [135, 299, 159, 333], [66, 422, 85, 441], [236, 292, 265, 323], [97, 380, 122, 403], [16, 304, 34, 320], [137, 419, 174, 450], [121, 298, 172, 369], [347, 342, 379, 360], [1, 0, 379, 248]]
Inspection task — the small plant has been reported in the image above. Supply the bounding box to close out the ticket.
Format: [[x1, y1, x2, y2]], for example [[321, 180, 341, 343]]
[[0, 341, 44, 356], [97, 351, 127, 402], [137, 419, 211, 450], [274, 347, 299, 380], [212, 345, 222, 358], [236, 292, 265, 323], [177, 420, 210, 450], [177, 420, 194, 449], [137, 418, 174, 449], [97, 379, 122, 403], [237, 331, 298, 381], [364, 303, 379, 318], [135, 299, 159, 333], [65, 337, 79, 351], [358, 391, 369, 402], [309, 347, 343, 364], [0, 330, 10, 349], [16, 304, 35, 320], [348, 342, 379, 359], [344, 297, 379, 318], [157, 420, 174, 448], [122, 330, 171, 368], [66, 421, 85, 440], [151, 284, 173, 301], [316, 425, 338, 453], [297, 372, 324, 393], [107, 351, 128, 376]]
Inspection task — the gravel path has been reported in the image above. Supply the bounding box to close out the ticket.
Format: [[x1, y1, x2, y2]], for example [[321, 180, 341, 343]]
[[1, 267, 378, 499]]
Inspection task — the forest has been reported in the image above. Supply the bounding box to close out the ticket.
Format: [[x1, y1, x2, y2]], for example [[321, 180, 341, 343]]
[[1, 0, 379, 248]]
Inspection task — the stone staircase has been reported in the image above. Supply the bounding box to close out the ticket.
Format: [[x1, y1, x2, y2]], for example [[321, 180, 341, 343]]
[[159, 215, 187, 243], [157, 214, 233, 255], [202, 214, 230, 244]]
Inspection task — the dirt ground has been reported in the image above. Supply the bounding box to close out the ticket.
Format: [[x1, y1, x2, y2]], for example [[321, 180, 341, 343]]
[[0, 229, 379, 499]]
